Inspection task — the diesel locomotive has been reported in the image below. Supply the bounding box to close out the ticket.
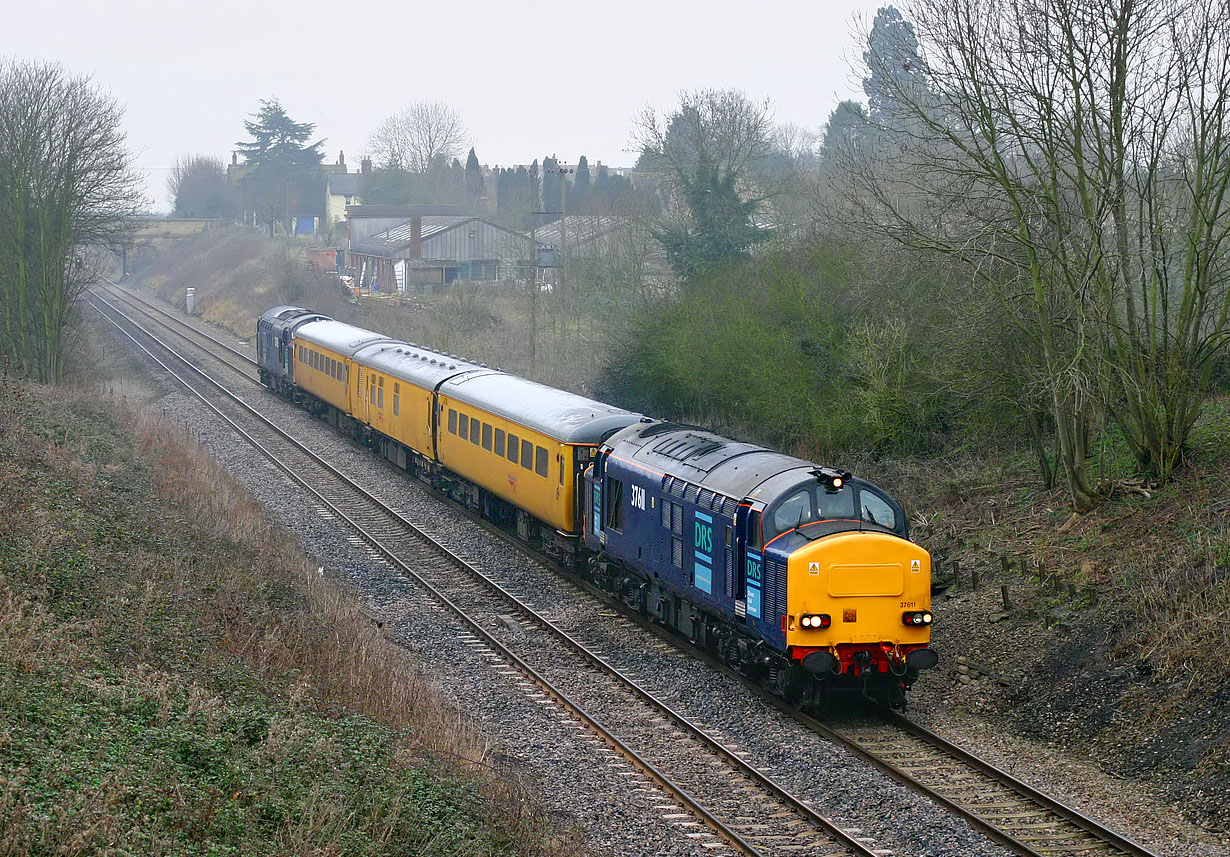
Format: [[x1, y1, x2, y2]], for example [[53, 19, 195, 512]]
[[258, 306, 938, 706]]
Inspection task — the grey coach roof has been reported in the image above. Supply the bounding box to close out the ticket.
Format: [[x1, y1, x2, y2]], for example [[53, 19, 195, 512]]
[[289, 313, 642, 443], [354, 340, 491, 390], [441, 372, 641, 443], [294, 319, 394, 357]]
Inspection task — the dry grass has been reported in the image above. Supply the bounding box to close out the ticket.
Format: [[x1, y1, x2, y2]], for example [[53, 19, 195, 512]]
[[0, 373, 573, 856]]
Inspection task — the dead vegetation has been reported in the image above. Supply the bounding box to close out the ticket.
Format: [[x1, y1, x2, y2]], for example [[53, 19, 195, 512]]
[[0, 371, 573, 856]]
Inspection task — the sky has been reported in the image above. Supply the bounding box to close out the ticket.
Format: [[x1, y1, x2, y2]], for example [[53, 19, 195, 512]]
[[2, 0, 890, 211]]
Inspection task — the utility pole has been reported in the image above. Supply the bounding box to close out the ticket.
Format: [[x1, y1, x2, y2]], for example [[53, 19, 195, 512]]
[[527, 182, 537, 375]]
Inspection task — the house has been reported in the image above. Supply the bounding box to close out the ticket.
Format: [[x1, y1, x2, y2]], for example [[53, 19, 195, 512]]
[[325, 155, 363, 227]]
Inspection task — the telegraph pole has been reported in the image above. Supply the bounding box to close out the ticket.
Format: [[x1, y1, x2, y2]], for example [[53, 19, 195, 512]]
[[527, 180, 537, 374]]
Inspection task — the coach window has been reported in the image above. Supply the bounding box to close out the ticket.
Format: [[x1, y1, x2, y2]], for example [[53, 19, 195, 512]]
[[520, 439, 533, 471], [559, 454, 565, 485], [458, 413, 469, 438], [605, 477, 624, 531], [470, 420, 480, 445], [448, 409, 457, 434], [535, 446, 548, 477], [507, 434, 519, 464], [494, 429, 505, 456], [378, 377, 384, 409], [482, 423, 492, 451], [393, 384, 400, 416]]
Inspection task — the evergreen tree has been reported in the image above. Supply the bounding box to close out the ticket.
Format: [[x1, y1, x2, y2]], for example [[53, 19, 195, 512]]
[[863, 6, 928, 130], [819, 100, 870, 164], [529, 159, 540, 217], [654, 159, 768, 280], [464, 147, 484, 201], [570, 154, 591, 210], [541, 155, 561, 215], [235, 98, 325, 234]]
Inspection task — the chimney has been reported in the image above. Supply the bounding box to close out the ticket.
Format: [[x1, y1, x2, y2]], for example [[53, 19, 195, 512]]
[[232, 152, 238, 165], [361, 157, 372, 175], [410, 217, 422, 260], [338, 150, 346, 168]]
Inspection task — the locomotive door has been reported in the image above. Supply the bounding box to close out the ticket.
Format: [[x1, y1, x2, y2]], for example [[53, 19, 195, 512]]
[[735, 502, 766, 622]]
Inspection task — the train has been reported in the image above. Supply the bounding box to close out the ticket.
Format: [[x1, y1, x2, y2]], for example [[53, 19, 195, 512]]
[[257, 306, 938, 706]]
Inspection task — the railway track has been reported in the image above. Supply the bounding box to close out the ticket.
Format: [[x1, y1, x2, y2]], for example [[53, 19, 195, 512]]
[[89, 286, 1164, 857], [86, 293, 888, 857]]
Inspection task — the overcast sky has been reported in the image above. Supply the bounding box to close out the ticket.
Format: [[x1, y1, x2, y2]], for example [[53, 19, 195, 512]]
[[2, 0, 890, 211]]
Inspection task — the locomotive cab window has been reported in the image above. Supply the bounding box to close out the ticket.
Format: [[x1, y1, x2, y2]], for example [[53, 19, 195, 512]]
[[605, 477, 624, 531], [860, 490, 897, 530]]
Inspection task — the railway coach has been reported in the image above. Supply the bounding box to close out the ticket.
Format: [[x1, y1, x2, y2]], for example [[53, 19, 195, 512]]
[[257, 308, 641, 557]]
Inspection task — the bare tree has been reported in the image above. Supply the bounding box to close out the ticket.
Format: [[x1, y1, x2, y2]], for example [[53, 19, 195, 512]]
[[168, 154, 235, 218], [840, 0, 1230, 509], [0, 60, 144, 382], [366, 102, 469, 173], [633, 88, 774, 182]]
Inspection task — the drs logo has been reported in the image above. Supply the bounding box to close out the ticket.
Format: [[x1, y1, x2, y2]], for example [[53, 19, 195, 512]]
[[694, 521, 713, 554]]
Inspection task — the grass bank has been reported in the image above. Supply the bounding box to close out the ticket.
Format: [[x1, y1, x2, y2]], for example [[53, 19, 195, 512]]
[[0, 371, 568, 856]]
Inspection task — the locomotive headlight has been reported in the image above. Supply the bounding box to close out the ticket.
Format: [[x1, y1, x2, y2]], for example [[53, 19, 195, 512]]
[[801, 615, 814, 628], [831, 477, 843, 489], [800, 613, 831, 630], [903, 611, 932, 626], [923, 611, 933, 624]]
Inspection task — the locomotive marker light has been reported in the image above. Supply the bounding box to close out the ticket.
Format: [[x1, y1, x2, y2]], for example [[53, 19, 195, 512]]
[[810, 467, 852, 494], [800, 613, 831, 629], [902, 610, 933, 626]]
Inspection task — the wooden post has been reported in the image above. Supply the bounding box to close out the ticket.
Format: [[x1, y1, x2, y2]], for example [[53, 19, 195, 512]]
[[1020, 556, 1030, 578], [952, 559, 961, 588], [1001, 554, 1011, 573], [1001, 584, 1012, 611], [971, 565, 980, 590]]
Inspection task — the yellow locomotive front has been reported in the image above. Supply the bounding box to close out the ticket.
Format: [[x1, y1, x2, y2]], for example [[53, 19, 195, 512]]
[[784, 530, 935, 680], [754, 471, 937, 702]]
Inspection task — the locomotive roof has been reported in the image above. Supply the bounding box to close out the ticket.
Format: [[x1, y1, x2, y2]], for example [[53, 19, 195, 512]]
[[261, 305, 330, 331], [603, 422, 821, 503], [440, 372, 642, 443], [294, 318, 395, 357]]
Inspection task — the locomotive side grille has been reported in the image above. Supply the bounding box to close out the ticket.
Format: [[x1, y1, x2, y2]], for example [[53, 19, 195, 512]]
[[683, 484, 699, 502], [764, 557, 788, 618], [671, 503, 683, 536], [698, 488, 715, 508], [672, 537, 683, 568]]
